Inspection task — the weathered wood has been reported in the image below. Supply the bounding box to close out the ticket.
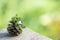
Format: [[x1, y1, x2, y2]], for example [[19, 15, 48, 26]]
[[0, 28, 52, 40]]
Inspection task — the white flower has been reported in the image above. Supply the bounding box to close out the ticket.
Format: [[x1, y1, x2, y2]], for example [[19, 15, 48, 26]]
[[18, 21, 22, 24]]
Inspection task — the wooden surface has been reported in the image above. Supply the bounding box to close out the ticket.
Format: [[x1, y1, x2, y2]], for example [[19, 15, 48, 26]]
[[0, 28, 52, 40]]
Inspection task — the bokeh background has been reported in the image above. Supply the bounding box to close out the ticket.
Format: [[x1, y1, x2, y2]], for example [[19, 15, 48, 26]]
[[0, 0, 60, 40]]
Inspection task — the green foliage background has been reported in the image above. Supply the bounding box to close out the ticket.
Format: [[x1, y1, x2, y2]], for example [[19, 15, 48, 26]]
[[0, 0, 60, 40]]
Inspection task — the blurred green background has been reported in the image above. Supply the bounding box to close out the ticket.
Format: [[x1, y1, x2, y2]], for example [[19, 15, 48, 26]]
[[0, 0, 60, 40]]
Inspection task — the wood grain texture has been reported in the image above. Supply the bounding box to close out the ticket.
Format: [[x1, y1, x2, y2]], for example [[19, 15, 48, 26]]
[[0, 28, 52, 40]]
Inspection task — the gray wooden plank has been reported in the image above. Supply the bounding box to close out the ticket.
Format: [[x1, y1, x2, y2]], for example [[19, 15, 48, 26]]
[[0, 28, 52, 40]]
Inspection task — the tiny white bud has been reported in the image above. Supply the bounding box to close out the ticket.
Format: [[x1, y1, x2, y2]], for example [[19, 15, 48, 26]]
[[18, 21, 22, 24]]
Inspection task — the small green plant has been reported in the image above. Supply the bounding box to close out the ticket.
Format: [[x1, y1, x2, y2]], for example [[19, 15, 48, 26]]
[[7, 14, 24, 36]]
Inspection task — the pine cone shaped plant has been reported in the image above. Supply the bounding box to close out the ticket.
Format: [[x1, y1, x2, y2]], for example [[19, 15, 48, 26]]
[[7, 15, 22, 36]]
